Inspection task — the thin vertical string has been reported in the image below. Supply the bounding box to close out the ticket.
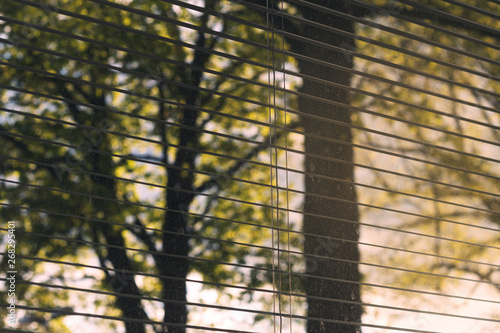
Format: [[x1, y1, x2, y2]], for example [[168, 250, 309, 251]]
[[280, 1, 293, 331], [266, 2, 277, 333], [270, 1, 283, 330]]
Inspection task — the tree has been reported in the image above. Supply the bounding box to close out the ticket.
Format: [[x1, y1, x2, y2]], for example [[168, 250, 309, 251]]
[[0, 1, 296, 332], [283, 2, 363, 331], [252, 0, 499, 331], [352, 1, 500, 328]]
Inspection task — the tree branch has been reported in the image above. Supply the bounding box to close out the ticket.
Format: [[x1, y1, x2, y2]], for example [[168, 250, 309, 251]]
[[94, 230, 113, 283], [0, 125, 32, 155], [199, 59, 246, 107], [356, 1, 500, 42], [192, 192, 219, 231], [433, 262, 500, 293], [51, 78, 84, 123], [126, 217, 158, 254], [158, 80, 169, 166], [397, 0, 500, 41], [195, 120, 301, 194], [395, 211, 484, 231], [199, 65, 266, 129], [0, 126, 71, 180], [233, 0, 301, 48]]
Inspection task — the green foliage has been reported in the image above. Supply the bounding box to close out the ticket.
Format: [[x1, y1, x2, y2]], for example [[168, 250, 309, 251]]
[[0, 0, 299, 331], [353, 0, 500, 321]]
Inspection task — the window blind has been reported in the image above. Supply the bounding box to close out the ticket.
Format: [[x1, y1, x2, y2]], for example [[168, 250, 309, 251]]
[[0, 1, 498, 332]]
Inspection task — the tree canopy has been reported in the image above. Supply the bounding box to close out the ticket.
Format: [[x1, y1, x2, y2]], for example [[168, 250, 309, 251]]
[[0, 1, 298, 331]]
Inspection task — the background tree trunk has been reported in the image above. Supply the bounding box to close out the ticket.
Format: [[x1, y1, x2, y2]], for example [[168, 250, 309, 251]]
[[159, 61, 202, 332], [291, 2, 363, 331]]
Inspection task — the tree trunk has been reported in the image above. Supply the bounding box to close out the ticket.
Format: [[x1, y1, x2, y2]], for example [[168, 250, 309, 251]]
[[102, 226, 148, 333], [292, 2, 363, 332], [159, 88, 199, 333], [159, 179, 193, 333], [90, 109, 147, 333]]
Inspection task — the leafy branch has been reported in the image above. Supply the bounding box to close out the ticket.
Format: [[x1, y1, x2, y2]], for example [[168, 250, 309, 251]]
[[195, 119, 301, 194]]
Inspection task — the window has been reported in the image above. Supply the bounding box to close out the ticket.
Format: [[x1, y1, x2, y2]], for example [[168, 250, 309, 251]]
[[1, 1, 499, 332]]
